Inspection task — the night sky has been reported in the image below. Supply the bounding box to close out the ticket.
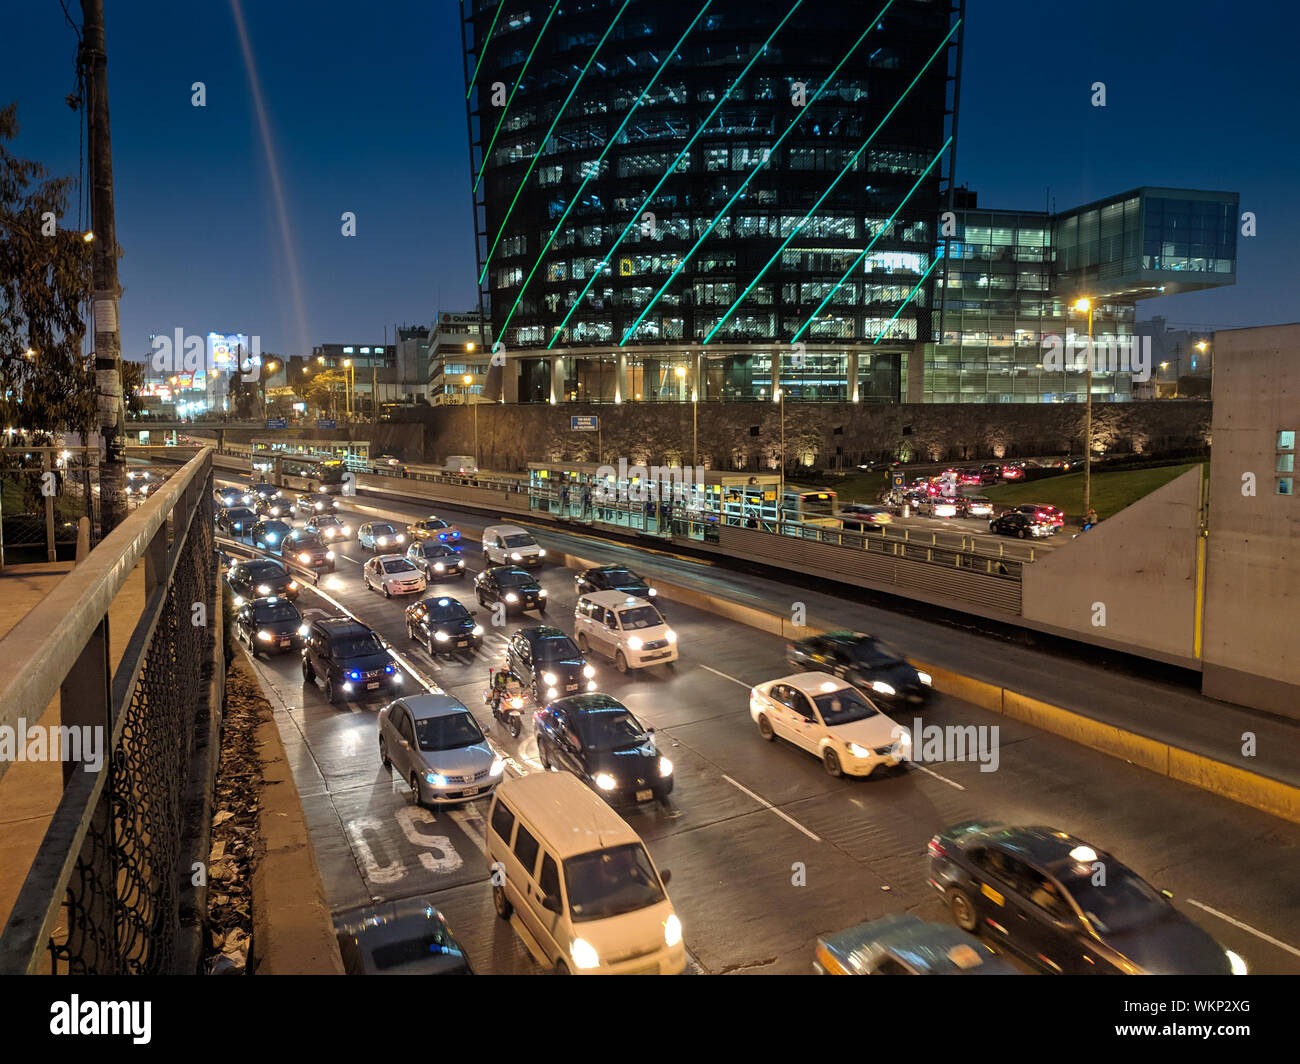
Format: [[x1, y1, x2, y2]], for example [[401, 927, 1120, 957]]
[[6, 1, 1296, 359]]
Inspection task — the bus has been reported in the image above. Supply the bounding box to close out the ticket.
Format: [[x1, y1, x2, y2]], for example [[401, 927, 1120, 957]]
[[248, 451, 349, 495], [781, 487, 839, 526]]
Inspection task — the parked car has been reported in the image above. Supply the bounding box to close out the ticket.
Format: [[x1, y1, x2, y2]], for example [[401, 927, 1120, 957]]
[[378, 692, 503, 806], [533, 694, 673, 805], [358, 522, 406, 552], [302, 617, 402, 704], [408, 515, 462, 545], [233, 596, 306, 657], [227, 558, 298, 604], [474, 566, 547, 615], [251, 519, 294, 553], [814, 913, 1019, 975], [928, 821, 1247, 975], [363, 554, 426, 597], [573, 564, 657, 599], [506, 626, 597, 702], [573, 591, 676, 674], [405, 595, 483, 656], [786, 631, 932, 707], [482, 524, 545, 567], [407, 540, 466, 580], [335, 898, 473, 975]]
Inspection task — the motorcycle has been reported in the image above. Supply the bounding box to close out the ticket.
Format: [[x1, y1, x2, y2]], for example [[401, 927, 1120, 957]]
[[483, 668, 525, 739]]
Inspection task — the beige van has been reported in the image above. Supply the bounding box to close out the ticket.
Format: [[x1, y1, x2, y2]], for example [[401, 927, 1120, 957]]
[[486, 772, 685, 974]]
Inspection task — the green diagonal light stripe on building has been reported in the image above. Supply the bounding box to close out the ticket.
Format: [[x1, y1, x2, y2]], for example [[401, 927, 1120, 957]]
[[472, 0, 562, 195], [466, 1, 507, 101], [497, 0, 715, 341], [701, 18, 960, 346], [479, 1, 632, 286], [546, 0, 806, 349], [790, 137, 951, 343], [870, 253, 943, 344], [617, 0, 895, 346]]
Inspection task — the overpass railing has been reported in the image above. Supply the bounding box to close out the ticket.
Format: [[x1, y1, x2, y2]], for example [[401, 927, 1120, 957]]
[[0, 448, 218, 974]]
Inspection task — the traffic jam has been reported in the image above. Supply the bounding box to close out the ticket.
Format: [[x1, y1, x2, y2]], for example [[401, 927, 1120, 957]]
[[213, 477, 1288, 977]]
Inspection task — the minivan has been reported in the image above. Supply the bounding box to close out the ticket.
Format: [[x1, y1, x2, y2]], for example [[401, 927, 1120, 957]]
[[486, 772, 685, 975], [482, 524, 546, 567], [574, 591, 677, 673]]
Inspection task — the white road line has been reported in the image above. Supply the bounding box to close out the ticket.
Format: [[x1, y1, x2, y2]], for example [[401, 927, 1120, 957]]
[[699, 664, 751, 689], [1186, 899, 1300, 959], [722, 774, 821, 843], [447, 808, 488, 857], [907, 762, 965, 791]]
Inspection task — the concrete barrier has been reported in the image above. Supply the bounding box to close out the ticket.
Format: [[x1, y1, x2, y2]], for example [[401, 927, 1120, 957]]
[[1169, 746, 1300, 824], [1001, 689, 1171, 777]]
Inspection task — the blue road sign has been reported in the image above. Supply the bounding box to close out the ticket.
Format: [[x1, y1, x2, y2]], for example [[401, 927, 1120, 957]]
[[266, 418, 287, 429], [891, 472, 906, 489], [316, 419, 336, 429], [571, 416, 599, 431]]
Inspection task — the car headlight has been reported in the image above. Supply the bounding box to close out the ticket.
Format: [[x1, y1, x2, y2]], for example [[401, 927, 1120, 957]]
[[543, 672, 557, 686], [396, 534, 405, 543], [257, 630, 274, 642], [472, 625, 484, 636], [341, 682, 353, 693], [392, 672, 403, 683], [582, 665, 595, 679], [265, 534, 277, 544], [490, 757, 505, 778], [538, 548, 546, 557], [1226, 950, 1247, 975], [593, 772, 616, 791], [872, 681, 896, 697], [297, 625, 309, 636], [505, 592, 518, 603], [456, 559, 464, 568], [257, 584, 271, 595], [547, 687, 559, 700], [570, 938, 600, 970], [435, 631, 450, 642], [627, 636, 643, 650], [332, 501, 340, 509], [434, 562, 445, 572], [648, 587, 657, 596], [847, 742, 873, 758], [917, 671, 932, 686], [425, 772, 447, 787], [510, 552, 522, 560], [242, 495, 252, 504], [233, 596, 245, 607], [664, 913, 682, 947], [341, 526, 351, 535], [377, 537, 387, 546], [659, 757, 673, 777], [287, 581, 298, 590], [586, 680, 597, 691], [299, 553, 311, 563], [315, 503, 324, 510], [665, 629, 677, 644], [539, 589, 547, 597]]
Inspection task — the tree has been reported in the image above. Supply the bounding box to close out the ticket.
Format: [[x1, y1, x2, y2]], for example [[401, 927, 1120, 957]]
[[304, 370, 348, 417], [0, 104, 97, 436]]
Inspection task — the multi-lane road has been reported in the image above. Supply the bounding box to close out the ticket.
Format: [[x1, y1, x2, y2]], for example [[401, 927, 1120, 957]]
[[220, 481, 1300, 975]]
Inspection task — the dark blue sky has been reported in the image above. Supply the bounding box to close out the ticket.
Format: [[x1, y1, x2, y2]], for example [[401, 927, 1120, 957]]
[[5, 1, 1295, 358]]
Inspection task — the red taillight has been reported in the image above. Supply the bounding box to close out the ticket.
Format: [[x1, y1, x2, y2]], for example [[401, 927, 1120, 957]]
[[928, 838, 947, 859]]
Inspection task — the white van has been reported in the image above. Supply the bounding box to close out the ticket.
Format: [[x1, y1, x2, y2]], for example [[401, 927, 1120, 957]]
[[483, 524, 545, 567], [574, 591, 678, 673], [486, 772, 685, 975], [443, 455, 478, 474]]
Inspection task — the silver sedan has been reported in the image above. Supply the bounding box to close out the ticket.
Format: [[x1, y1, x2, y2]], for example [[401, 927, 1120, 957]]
[[379, 694, 503, 805]]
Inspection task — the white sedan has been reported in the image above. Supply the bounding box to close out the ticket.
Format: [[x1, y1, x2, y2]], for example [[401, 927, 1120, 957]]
[[364, 555, 427, 598], [358, 522, 406, 552], [749, 672, 909, 778]]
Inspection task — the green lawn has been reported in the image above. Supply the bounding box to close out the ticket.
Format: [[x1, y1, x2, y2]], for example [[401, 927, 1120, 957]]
[[980, 463, 1205, 522], [787, 471, 891, 505]]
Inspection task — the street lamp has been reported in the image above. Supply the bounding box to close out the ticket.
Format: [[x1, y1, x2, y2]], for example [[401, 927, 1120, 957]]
[[463, 374, 479, 466], [343, 358, 355, 416], [1073, 297, 1094, 517], [774, 386, 785, 513]]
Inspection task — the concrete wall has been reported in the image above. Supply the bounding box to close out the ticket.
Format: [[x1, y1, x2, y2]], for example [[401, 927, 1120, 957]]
[[1201, 323, 1300, 717], [1021, 467, 1202, 666]]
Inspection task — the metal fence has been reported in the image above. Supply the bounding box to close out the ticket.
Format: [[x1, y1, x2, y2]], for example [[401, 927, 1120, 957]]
[[0, 446, 103, 565], [0, 448, 218, 974]]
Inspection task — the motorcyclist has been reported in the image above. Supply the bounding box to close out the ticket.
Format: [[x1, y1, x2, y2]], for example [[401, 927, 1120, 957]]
[[490, 666, 521, 712]]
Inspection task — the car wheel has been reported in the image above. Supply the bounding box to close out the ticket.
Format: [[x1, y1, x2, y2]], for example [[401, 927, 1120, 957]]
[[822, 747, 843, 777], [327, 679, 341, 705], [615, 651, 629, 674], [409, 772, 423, 807], [302, 659, 315, 685], [476, 589, 485, 606], [1017, 528, 1027, 539], [383, 584, 391, 599], [756, 714, 774, 741], [948, 887, 978, 932], [577, 633, 589, 653], [988, 521, 997, 533], [539, 740, 552, 770], [427, 633, 438, 656], [379, 736, 390, 769], [492, 883, 513, 920], [538, 601, 547, 614], [406, 622, 416, 642], [554, 959, 570, 975]]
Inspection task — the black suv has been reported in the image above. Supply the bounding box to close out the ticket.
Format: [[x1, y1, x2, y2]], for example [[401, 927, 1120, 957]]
[[573, 564, 658, 601], [218, 506, 258, 535], [283, 529, 336, 571], [251, 519, 294, 553], [227, 559, 299, 603], [405, 595, 482, 656], [234, 596, 305, 657], [407, 541, 466, 581], [506, 627, 595, 702], [786, 630, 931, 707], [474, 566, 546, 615], [534, 694, 673, 806], [302, 618, 402, 704]]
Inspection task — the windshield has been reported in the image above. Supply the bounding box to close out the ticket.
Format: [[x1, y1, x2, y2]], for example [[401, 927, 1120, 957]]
[[618, 606, 663, 630], [243, 563, 285, 580], [414, 711, 484, 752], [382, 559, 417, 574], [426, 601, 470, 622], [564, 844, 665, 922], [1066, 867, 1169, 935], [574, 706, 648, 751], [839, 639, 903, 667], [535, 635, 581, 662], [253, 602, 298, 623], [426, 519, 449, 530], [503, 534, 535, 548], [420, 543, 453, 557], [371, 524, 396, 535], [602, 568, 641, 584], [314, 516, 341, 526], [291, 533, 324, 549], [367, 930, 469, 974], [333, 634, 385, 658], [496, 571, 533, 588], [812, 687, 880, 726]]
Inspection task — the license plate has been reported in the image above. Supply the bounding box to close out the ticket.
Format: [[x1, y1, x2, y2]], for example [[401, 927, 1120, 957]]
[[278, 639, 291, 648], [566, 683, 579, 692], [456, 640, 467, 647], [635, 789, 653, 802], [366, 681, 380, 690]]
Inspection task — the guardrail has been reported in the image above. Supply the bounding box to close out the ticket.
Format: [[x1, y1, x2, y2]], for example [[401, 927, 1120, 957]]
[[0, 448, 218, 974]]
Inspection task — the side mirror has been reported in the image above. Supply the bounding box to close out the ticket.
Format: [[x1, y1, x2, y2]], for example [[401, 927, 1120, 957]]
[[660, 870, 672, 886], [647, 726, 656, 734], [541, 893, 562, 914]]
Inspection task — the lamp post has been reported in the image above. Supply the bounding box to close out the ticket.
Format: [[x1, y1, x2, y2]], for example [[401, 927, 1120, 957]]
[[464, 374, 478, 467], [1073, 298, 1094, 517], [674, 365, 696, 466], [774, 386, 785, 512], [343, 358, 356, 418]]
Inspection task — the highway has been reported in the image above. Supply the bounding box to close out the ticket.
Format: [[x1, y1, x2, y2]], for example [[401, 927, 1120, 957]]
[[219, 479, 1300, 975]]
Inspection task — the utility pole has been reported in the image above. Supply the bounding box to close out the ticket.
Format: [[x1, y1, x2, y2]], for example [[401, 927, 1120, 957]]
[[82, 0, 127, 531]]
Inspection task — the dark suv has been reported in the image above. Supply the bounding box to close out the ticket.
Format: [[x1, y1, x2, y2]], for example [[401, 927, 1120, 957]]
[[573, 564, 658, 601], [283, 529, 336, 571], [302, 618, 402, 704], [227, 559, 299, 603], [405, 595, 483, 656], [506, 626, 596, 702], [474, 566, 547, 615]]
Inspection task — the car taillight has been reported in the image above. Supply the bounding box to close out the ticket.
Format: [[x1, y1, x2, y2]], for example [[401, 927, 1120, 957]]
[[928, 838, 947, 860]]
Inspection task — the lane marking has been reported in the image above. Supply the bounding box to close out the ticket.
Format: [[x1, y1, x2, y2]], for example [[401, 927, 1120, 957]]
[[907, 762, 965, 791], [699, 664, 751, 689], [721, 774, 822, 843], [1185, 899, 1300, 959]]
